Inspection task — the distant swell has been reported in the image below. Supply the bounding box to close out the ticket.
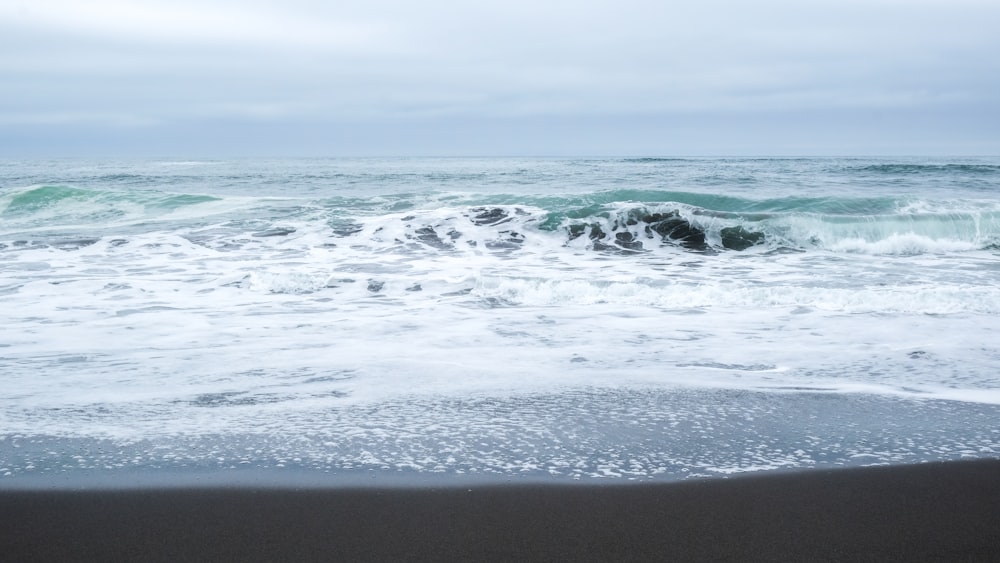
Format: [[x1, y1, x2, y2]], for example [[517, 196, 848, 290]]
[[855, 163, 1000, 175]]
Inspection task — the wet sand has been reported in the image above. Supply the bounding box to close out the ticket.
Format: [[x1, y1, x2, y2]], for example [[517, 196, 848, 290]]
[[2, 459, 999, 562]]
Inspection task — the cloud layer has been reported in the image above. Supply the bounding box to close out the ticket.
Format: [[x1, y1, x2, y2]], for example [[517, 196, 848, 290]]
[[2, 0, 998, 155]]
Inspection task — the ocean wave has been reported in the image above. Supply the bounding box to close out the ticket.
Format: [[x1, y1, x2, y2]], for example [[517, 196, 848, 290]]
[[353, 203, 1000, 256], [3, 183, 999, 256], [853, 163, 1000, 175], [619, 157, 694, 163], [0, 185, 240, 236], [0, 185, 221, 215]]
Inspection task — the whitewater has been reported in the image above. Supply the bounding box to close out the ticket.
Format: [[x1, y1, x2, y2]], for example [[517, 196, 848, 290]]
[[2, 157, 999, 485]]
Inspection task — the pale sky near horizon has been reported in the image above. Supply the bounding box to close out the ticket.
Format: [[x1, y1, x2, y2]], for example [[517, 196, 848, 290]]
[[2, 0, 998, 156]]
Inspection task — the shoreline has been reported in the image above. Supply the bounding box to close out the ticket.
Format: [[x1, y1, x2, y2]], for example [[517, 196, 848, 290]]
[[5, 390, 999, 486], [3, 459, 999, 561]]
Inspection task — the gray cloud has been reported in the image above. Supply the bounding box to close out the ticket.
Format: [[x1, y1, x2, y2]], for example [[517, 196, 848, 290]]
[[1, 0, 998, 155]]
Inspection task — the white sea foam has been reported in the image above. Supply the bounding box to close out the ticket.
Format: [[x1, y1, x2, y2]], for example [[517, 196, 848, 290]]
[[828, 233, 982, 255], [471, 276, 1000, 314]]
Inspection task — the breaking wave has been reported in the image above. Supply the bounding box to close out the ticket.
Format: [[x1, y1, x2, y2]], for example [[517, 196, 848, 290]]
[[354, 201, 1000, 256], [2, 183, 998, 256]]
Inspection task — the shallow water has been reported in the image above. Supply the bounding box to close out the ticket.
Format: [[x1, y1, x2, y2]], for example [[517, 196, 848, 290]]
[[2, 157, 999, 483]]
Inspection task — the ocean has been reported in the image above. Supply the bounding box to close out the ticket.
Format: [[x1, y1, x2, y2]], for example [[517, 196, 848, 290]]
[[2, 156, 999, 486]]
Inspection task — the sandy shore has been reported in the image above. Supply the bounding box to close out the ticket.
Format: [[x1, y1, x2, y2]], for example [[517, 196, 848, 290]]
[[2, 459, 999, 562]]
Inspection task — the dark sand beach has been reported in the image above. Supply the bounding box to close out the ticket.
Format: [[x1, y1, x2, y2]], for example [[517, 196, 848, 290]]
[[2, 459, 999, 562]]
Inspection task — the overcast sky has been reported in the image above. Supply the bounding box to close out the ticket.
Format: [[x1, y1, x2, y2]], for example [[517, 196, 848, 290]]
[[2, 0, 998, 156]]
